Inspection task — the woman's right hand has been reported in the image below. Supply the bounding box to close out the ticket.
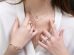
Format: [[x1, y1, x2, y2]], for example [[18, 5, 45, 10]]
[[9, 13, 38, 49]]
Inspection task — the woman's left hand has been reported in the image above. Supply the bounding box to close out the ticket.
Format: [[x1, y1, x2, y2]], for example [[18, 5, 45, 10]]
[[38, 19, 69, 55]]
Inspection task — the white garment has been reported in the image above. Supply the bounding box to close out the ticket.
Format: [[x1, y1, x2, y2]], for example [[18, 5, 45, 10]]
[[5, 0, 21, 4], [0, 1, 74, 55]]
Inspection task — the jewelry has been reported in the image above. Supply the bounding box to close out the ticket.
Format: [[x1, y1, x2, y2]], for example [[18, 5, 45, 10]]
[[9, 44, 22, 53], [45, 36, 51, 42], [44, 37, 48, 43]]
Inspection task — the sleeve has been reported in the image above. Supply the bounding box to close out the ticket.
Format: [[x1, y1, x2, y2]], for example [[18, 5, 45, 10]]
[[0, 2, 25, 55], [69, 20, 74, 55], [0, 20, 3, 54], [0, 2, 16, 55], [0, 19, 7, 55], [69, 35, 74, 55], [67, 28, 74, 55]]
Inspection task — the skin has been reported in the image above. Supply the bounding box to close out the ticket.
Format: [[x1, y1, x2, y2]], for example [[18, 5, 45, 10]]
[[25, 0, 55, 47], [5, 0, 69, 55], [38, 19, 69, 55], [4, 13, 38, 55]]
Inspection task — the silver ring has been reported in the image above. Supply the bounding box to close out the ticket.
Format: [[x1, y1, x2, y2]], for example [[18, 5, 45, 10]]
[[46, 36, 51, 42], [45, 37, 49, 43]]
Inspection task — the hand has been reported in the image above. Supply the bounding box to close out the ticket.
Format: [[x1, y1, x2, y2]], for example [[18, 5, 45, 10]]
[[38, 19, 69, 55], [9, 13, 38, 49]]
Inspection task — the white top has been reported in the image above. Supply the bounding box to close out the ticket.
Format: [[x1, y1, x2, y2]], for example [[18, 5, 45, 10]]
[[0, 1, 74, 55]]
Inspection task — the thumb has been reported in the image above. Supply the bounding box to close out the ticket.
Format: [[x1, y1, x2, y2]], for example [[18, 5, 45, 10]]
[[11, 18, 19, 33], [22, 12, 30, 26]]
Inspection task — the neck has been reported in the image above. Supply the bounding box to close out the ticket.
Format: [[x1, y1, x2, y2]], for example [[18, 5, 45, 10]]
[[24, 0, 55, 47], [24, 0, 54, 16]]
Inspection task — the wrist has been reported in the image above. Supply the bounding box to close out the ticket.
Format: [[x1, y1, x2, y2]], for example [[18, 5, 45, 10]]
[[10, 41, 24, 49], [4, 44, 22, 55], [9, 44, 22, 52]]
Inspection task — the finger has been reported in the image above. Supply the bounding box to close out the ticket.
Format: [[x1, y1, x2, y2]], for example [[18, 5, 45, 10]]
[[38, 41, 48, 49], [22, 12, 30, 26], [48, 18, 54, 31], [29, 12, 37, 28], [41, 34, 47, 43], [9, 18, 19, 41], [39, 35, 52, 50], [42, 30, 51, 39], [41, 34, 52, 46], [51, 24, 58, 35], [26, 23, 32, 31], [11, 18, 19, 33], [49, 19, 58, 36]]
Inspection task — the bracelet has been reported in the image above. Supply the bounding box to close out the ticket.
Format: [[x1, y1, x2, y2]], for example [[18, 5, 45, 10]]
[[9, 44, 22, 53]]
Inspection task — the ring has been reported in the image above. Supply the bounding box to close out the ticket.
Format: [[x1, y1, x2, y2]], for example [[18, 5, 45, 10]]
[[45, 36, 51, 42], [45, 37, 49, 43]]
